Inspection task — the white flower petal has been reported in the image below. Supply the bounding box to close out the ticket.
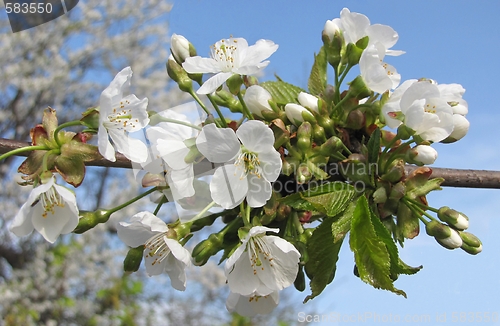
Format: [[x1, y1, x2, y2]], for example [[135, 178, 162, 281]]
[[240, 39, 278, 68], [108, 129, 148, 163], [246, 174, 272, 208], [197, 71, 233, 94], [210, 165, 248, 209], [196, 124, 240, 163], [236, 120, 275, 153], [183, 56, 221, 74], [226, 291, 279, 317], [117, 211, 167, 247], [31, 204, 73, 243], [97, 125, 116, 162]]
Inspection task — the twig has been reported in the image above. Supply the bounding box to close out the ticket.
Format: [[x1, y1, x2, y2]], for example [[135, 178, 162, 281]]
[[2, 138, 500, 189]]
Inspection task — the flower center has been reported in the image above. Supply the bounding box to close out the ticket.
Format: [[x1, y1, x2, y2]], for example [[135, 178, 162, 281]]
[[424, 103, 437, 114], [104, 99, 139, 131], [145, 232, 171, 266], [40, 186, 65, 218], [212, 38, 238, 72], [235, 149, 262, 179], [248, 235, 274, 275]]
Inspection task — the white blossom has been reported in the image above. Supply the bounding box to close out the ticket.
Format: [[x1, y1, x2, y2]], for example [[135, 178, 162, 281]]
[[225, 226, 300, 296]]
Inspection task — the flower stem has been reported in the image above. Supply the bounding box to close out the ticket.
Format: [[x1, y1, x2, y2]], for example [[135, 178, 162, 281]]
[[0, 145, 49, 161], [42, 148, 60, 171], [188, 90, 222, 128], [206, 94, 228, 128], [53, 120, 84, 146], [237, 92, 254, 120], [149, 114, 202, 131], [402, 197, 434, 224], [190, 201, 217, 222], [107, 187, 159, 215], [153, 194, 168, 215]]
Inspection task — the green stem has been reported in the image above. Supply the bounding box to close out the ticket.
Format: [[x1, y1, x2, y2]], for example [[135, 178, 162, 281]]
[[206, 94, 228, 128], [188, 89, 222, 128], [107, 187, 159, 215], [0, 145, 48, 161], [404, 196, 439, 213], [153, 195, 168, 215], [149, 114, 202, 131], [337, 64, 353, 89], [402, 197, 434, 223], [53, 121, 84, 146], [190, 201, 217, 222], [237, 92, 254, 120], [240, 202, 251, 227], [42, 149, 60, 171]]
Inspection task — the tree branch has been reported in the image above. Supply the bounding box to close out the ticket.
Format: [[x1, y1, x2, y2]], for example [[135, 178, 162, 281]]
[[2, 138, 500, 189]]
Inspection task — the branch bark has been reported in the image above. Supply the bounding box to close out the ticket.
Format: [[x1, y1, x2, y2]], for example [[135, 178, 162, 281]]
[[2, 138, 500, 189]]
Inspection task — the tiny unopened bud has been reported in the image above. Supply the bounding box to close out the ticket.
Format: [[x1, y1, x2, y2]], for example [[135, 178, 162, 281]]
[[459, 231, 483, 255], [348, 75, 372, 99], [123, 246, 144, 273], [372, 187, 387, 204], [191, 233, 224, 266], [166, 55, 193, 93], [438, 206, 469, 230], [297, 121, 313, 152]]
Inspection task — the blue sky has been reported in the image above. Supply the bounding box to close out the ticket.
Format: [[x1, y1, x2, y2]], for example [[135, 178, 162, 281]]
[[167, 1, 500, 324]]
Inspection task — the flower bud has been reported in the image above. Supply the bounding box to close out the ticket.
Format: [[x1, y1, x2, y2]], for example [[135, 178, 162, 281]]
[[380, 159, 405, 183], [212, 90, 242, 113], [441, 114, 470, 143], [297, 121, 313, 153], [285, 103, 315, 126], [166, 55, 193, 93], [426, 220, 462, 249], [348, 75, 372, 99], [459, 231, 482, 255], [170, 33, 195, 64], [297, 92, 319, 113], [191, 232, 224, 266], [73, 209, 112, 234], [244, 85, 274, 117], [322, 18, 341, 43], [406, 145, 438, 165], [123, 246, 144, 273], [372, 186, 387, 204], [296, 165, 312, 184], [319, 136, 343, 156], [226, 74, 243, 95], [437, 206, 469, 230]]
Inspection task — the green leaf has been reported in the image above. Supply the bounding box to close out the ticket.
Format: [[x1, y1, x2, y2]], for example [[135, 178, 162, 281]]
[[331, 200, 356, 243], [367, 128, 381, 165], [260, 80, 305, 105], [350, 196, 407, 297], [302, 182, 356, 217], [308, 46, 327, 96], [370, 203, 422, 279], [304, 217, 344, 303], [279, 192, 318, 212]]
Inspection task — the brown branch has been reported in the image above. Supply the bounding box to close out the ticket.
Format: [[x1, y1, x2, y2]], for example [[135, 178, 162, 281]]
[[2, 138, 500, 189]]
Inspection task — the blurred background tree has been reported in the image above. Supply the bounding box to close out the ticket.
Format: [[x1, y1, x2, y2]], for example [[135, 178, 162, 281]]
[[0, 1, 312, 324]]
